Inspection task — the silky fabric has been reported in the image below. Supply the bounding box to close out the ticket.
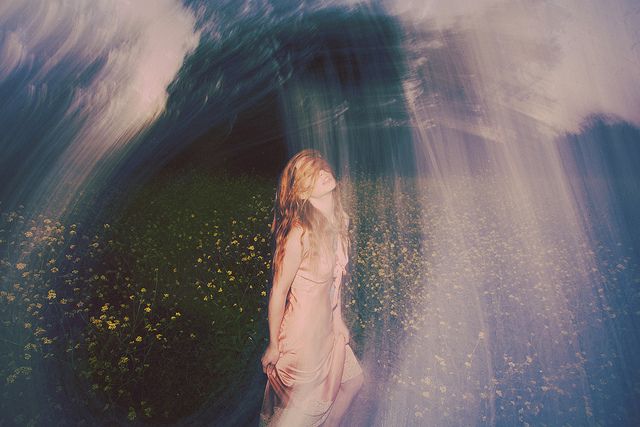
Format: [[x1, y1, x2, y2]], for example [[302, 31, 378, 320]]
[[260, 231, 362, 427]]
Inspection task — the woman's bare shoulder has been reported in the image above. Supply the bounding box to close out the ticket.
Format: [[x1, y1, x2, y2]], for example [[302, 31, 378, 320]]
[[288, 221, 310, 259], [290, 218, 306, 235], [288, 221, 309, 245]]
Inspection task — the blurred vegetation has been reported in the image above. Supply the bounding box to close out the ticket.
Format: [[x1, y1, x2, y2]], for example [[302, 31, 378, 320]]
[[1, 171, 638, 425], [1, 171, 276, 424], [0, 170, 423, 424]]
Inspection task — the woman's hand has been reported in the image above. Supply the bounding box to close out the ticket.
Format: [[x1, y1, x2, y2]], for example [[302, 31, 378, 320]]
[[261, 343, 280, 375], [334, 318, 350, 344]]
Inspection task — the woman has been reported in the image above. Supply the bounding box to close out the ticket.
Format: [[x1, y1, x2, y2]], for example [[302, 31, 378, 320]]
[[260, 149, 364, 426]]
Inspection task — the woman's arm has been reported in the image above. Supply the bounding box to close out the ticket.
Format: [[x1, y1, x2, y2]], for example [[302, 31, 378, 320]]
[[268, 225, 304, 344], [262, 225, 305, 372]]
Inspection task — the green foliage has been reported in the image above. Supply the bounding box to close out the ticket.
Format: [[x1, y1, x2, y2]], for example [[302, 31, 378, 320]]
[[1, 171, 275, 423], [1, 172, 636, 425]]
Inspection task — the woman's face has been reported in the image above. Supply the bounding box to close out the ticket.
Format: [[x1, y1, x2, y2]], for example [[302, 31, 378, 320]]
[[308, 167, 336, 199]]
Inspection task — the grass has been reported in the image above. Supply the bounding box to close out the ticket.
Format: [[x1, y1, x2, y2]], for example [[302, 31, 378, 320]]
[[1, 170, 638, 425]]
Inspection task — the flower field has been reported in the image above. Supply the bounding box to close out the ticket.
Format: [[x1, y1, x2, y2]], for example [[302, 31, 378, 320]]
[[1, 170, 638, 425]]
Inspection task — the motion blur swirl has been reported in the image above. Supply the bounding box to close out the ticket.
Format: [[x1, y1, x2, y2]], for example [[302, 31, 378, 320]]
[[1, 0, 639, 425]]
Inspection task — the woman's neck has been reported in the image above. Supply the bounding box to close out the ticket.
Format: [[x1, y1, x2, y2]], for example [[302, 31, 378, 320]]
[[308, 193, 335, 225]]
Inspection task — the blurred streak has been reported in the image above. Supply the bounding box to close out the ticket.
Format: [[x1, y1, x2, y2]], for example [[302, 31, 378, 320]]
[[256, 1, 640, 425], [388, 0, 640, 132], [0, 0, 639, 425], [0, 0, 200, 216], [0, 0, 199, 422], [366, 1, 640, 425]]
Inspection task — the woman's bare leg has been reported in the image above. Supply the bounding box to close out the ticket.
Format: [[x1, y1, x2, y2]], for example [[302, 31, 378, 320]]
[[323, 373, 364, 427]]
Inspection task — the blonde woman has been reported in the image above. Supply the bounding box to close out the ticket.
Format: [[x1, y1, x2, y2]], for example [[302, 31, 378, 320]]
[[260, 149, 364, 426]]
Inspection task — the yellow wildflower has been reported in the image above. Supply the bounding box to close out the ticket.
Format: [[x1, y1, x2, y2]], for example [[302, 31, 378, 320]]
[[135, 336, 142, 342], [144, 307, 151, 313], [47, 290, 57, 300]]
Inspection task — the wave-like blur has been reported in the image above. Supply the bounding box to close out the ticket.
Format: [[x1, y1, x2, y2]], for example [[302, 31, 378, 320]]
[[0, 0, 200, 214], [1, 0, 639, 425]]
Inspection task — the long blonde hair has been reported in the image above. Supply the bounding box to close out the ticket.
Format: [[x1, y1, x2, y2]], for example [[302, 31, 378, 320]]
[[271, 149, 349, 282]]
